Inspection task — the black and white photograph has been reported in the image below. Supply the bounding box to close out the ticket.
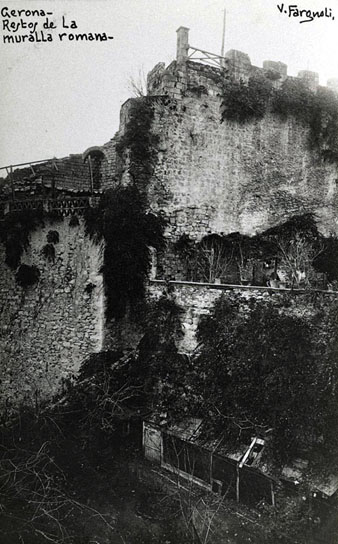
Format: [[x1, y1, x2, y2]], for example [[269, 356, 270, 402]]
[[1, 0, 338, 542]]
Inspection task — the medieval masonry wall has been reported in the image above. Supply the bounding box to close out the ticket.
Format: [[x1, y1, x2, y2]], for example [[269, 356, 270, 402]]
[[97, 27, 338, 351], [1, 27, 338, 402], [149, 99, 337, 239], [148, 280, 337, 353], [98, 31, 338, 248], [0, 219, 104, 409]]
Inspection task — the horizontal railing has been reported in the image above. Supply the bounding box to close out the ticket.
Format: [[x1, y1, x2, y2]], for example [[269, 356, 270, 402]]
[[150, 279, 338, 296], [188, 46, 229, 69], [1, 196, 98, 217]]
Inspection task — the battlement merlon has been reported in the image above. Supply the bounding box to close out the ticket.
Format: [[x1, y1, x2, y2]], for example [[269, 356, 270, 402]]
[[147, 26, 337, 98]]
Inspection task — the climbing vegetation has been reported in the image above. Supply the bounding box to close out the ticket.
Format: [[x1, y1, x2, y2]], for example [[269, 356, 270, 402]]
[[15, 264, 40, 288], [220, 74, 273, 123], [115, 97, 159, 188], [0, 209, 63, 270], [0, 209, 44, 269], [85, 96, 165, 320], [46, 230, 59, 244], [84, 186, 165, 319], [220, 75, 338, 162]]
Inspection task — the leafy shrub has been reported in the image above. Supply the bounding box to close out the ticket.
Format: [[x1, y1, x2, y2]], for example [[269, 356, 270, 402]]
[[46, 230, 59, 243], [15, 264, 40, 287], [196, 295, 338, 465], [69, 214, 80, 227], [221, 74, 273, 123], [271, 78, 314, 122]]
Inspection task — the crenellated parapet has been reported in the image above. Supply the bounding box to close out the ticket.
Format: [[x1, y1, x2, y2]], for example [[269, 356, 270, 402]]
[[147, 26, 336, 99]]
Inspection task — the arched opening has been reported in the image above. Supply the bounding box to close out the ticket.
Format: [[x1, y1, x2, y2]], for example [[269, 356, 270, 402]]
[[83, 147, 106, 192]]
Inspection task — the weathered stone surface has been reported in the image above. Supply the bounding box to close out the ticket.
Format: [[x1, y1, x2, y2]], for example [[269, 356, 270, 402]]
[[0, 219, 104, 407]]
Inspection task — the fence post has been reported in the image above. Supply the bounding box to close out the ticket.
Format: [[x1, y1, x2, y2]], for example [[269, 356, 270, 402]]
[[236, 465, 240, 502], [10, 166, 14, 201]]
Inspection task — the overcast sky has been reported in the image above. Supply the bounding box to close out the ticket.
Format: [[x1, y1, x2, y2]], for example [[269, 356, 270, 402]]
[[1, 0, 338, 167]]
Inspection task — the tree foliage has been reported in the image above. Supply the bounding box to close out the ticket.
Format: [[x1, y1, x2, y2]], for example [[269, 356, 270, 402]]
[[195, 294, 338, 465]]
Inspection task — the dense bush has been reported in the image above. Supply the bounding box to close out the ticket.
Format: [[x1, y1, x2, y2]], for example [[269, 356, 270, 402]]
[[220, 74, 273, 123], [69, 214, 80, 227], [271, 77, 314, 122], [15, 264, 40, 287], [220, 74, 338, 162], [195, 294, 338, 466], [46, 229, 59, 244]]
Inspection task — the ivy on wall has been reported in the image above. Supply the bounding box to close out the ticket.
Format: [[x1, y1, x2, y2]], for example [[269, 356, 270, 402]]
[[0, 209, 64, 270], [115, 97, 160, 188], [0, 209, 44, 270], [15, 264, 40, 288], [220, 75, 338, 162], [220, 74, 273, 124], [0, 209, 64, 289], [85, 97, 166, 320], [85, 186, 165, 320]]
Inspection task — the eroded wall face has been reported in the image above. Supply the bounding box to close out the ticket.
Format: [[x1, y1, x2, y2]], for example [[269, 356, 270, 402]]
[[148, 95, 338, 240], [148, 282, 335, 353], [0, 218, 104, 408]]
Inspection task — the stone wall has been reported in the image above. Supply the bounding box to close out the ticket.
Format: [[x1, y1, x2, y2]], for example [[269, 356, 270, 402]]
[[0, 218, 104, 409], [147, 93, 337, 241], [148, 280, 338, 353], [142, 32, 338, 244]]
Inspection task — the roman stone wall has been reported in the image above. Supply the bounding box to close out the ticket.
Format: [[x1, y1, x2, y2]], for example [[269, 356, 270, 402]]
[[147, 93, 338, 241], [148, 280, 337, 353], [0, 218, 104, 410]]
